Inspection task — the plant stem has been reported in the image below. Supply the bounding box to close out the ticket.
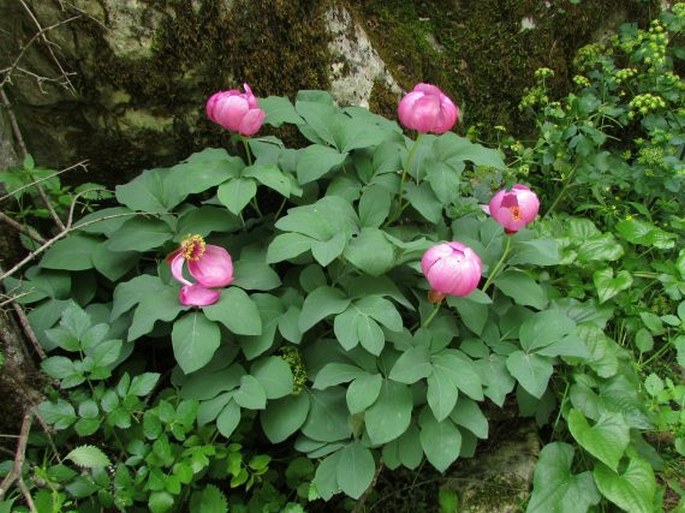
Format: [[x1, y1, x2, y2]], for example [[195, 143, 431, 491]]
[[422, 302, 441, 329], [388, 134, 422, 224], [241, 137, 253, 167], [482, 235, 513, 293], [543, 166, 577, 218]]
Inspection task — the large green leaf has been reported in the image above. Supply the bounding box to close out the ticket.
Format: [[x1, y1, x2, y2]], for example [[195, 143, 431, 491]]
[[404, 182, 442, 223], [346, 373, 383, 414], [115, 167, 185, 212], [419, 412, 462, 472], [243, 164, 292, 197], [337, 442, 375, 499], [426, 371, 458, 422], [217, 178, 257, 215], [389, 346, 432, 384], [300, 286, 350, 332], [296, 145, 348, 184], [344, 228, 396, 276], [505, 351, 554, 399], [593, 268, 633, 304], [508, 238, 561, 266], [615, 218, 676, 249], [433, 132, 506, 169], [233, 375, 266, 410], [495, 270, 548, 309], [239, 294, 283, 360], [266, 233, 313, 263], [448, 295, 488, 335], [313, 363, 366, 390], [172, 312, 221, 374], [365, 381, 412, 444], [260, 393, 310, 443], [106, 217, 174, 252], [577, 234, 624, 262], [260, 95, 303, 127], [526, 442, 600, 513], [204, 288, 262, 336], [251, 356, 293, 399], [449, 398, 488, 439], [567, 409, 629, 471], [593, 458, 656, 513], [518, 310, 576, 353], [431, 351, 483, 401], [302, 388, 350, 443], [359, 186, 392, 228], [41, 234, 99, 271], [128, 287, 186, 341]]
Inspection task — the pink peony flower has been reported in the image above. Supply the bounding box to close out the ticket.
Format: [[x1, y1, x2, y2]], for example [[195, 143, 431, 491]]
[[397, 83, 460, 134], [206, 83, 266, 137], [169, 235, 234, 306], [421, 242, 482, 301], [487, 184, 540, 234]]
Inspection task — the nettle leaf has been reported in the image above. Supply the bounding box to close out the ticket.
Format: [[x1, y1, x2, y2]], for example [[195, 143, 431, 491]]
[[593, 458, 656, 513], [505, 351, 554, 399], [38, 399, 77, 430], [129, 372, 161, 397], [66, 445, 110, 469], [300, 286, 350, 333], [526, 442, 600, 513], [204, 288, 262, 336], [296, 145, 348, 184], [567, 409, 629, 471], [593, 268, 633, 304], [365, 380, 412, 444], [337, 442, 376, 500], [419, 411, 462, 472], [190, 484, 228, 513], [41, 234, 99, 271], [217, 178, 257, 215], [172, 312, 221, 374], [260, 393, 310, 443]]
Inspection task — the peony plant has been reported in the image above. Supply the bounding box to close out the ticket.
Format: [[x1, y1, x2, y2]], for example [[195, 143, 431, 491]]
[[22, 80, 653, 511]]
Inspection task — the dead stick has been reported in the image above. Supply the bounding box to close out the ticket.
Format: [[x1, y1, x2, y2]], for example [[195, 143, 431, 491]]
[[0, 413, 33, 502]]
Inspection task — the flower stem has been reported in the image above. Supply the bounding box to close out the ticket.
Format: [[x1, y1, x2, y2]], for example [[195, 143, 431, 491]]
[[422, 302, 441, 329], [241, 136, 254, 167], [482, 235, 513, 292], [543, 166, 576, 218], [388, 134, 423, 224]]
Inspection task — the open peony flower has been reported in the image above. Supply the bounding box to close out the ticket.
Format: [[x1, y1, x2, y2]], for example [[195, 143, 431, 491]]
[[206, 83, 266, 137], [169, 235, 234, 306], [487, 184, 540, 234], [397, 83, 460, 134], [421, 241, 482, 302]]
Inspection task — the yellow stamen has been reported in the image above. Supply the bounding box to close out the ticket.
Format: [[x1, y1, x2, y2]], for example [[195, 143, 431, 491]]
[[509, 206, 522, 221], [181, 234, 206, 261]]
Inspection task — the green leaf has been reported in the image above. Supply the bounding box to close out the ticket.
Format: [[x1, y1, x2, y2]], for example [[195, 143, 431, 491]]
[[419, 413, 462, 472], [260, 393, 310, 443], [149, 491, 175, 513], [251, 357, 293, 399], [447, 295, 488, 335], [431, 351, 483, 401], [311, 232, 348, 266], [505, 351, 554, 399], [302, 388, 350, 442], [355, 295, 403, 330], [346, 373, 383, 414], [593, 268, 633, 304], [508, 238, 561, 266], [359, 186, 392, 228], [115, 167, 184, 212], [111, 274, 167, 320], [233, 375, 267, 410], [172, 312, 221, 374], [314, 363, 366, 389], [266, 232, 313, 263], [426, 162, 463, 204], [495, 270, 548, 309], [190, 484, 228, 513], [92, 242, 139, 281], [106, 217, 173, 252], [244, 163, 292, 197], [128, 286, 186, 341], [276, 195, 358, 241], [41, 234, 99, 271], [593, 458, 656, 513], [615, 218, 676, 249], [567, 409, 629, 471], [426, 370, 458, 422], [449, 398, 488, 439], [312, 451, 342, 501], [176, 206, 241, 238], [365, 381, 412, 444], [299, 286, 350, 332], [232, 260, 281, 291], [337, 442, 375, 499], [357, 315, 385, 355], [404, 182, 442, 223], [260, 95, 303, 127], [38, 399, 77, 430], [389, 346, 432, 384], [216, 399, 241, 438], [65, 445, 110, 469], [577, 233, 624, 262], [169, 149, 244, 197], [526, 442, 600, 513], [296, 145, 348, 184], [519, 310, 576, 353], [344, 228, 396, 276], [434, 133, 506, 169], [217, 178, 257, 215], [129, 373, 161, 396], [204, 288, 262, 336]]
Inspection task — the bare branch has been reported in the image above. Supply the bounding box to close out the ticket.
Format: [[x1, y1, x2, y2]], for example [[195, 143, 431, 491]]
[[0, 160, 90, 203], [0, 87, 27, 160], [0, 414, 33, 504], [11, 301, 46, 360], [0, 211, 45, 244]]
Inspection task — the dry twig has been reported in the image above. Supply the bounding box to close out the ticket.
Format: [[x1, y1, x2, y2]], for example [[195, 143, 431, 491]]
[[0, 414, 36, 511]]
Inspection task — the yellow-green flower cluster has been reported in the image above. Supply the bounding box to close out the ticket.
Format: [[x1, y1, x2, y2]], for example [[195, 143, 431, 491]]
[[614, 68, 637, 84], [573, 75, 591, 88], [534, 67, 555, 80], [638, 20, 668, 69], [629, 93, 666, 117]]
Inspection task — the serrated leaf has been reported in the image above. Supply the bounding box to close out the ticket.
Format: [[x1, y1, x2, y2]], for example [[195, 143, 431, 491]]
[[65, 445, 110, 469]]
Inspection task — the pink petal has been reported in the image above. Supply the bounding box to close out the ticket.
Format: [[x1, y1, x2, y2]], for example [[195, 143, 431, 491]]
[[179, 284, 221, 306], [170, 252, 192, 286], [188, 244, 234, 288]]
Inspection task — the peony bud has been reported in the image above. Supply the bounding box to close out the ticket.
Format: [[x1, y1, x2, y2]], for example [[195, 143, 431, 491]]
[[206, 83, 266, 137], [487, 184, 540, 234], [421, 242, 482, 301], [397, 83, 460, 134]]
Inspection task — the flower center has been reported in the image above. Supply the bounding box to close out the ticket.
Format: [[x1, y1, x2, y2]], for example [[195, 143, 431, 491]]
[[509, 205, 523, 221], [181, 234, 206, 261]]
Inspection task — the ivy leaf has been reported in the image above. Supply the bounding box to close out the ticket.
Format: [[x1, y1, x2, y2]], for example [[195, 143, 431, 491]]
[[526, 442, 600, 513], [567, 409, 629, 471], [593, 458, 656, 513], [65, 445, 110, 469]]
